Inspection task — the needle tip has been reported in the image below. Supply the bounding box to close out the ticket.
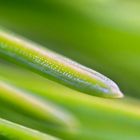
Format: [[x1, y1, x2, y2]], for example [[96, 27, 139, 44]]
[[116, 90, 124, 98], [111, 87, 124, 98]]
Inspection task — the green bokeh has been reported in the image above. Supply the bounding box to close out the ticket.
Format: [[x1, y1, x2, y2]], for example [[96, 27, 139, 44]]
[[1, 0, 140, 140]]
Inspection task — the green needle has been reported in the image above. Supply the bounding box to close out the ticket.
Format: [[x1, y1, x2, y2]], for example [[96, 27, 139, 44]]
[[0, 80, 78, 131], [0, 118, 60, 140], [0, 29, 123, 98]]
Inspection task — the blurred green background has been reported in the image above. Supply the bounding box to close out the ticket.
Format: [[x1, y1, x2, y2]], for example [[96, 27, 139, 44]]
[[1, 0, 140, 140]]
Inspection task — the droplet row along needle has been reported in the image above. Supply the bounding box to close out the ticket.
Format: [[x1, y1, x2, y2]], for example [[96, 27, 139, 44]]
[[0, 29, 123, 98]]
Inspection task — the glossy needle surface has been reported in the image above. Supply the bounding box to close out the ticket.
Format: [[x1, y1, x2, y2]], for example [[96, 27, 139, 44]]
[[0, 29, 123, 98]]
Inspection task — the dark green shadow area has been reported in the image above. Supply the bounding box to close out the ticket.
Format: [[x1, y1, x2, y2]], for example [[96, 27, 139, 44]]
[[0, 135, 10, 140]]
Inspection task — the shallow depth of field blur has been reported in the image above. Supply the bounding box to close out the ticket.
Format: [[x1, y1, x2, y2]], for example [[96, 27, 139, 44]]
[[1, 0, 140, 140]]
